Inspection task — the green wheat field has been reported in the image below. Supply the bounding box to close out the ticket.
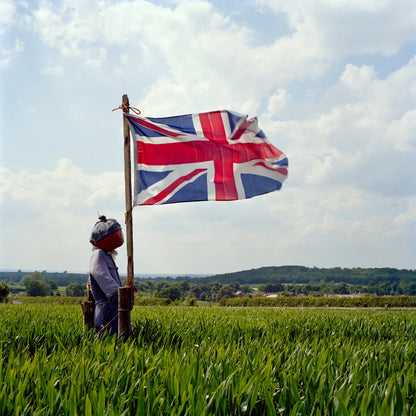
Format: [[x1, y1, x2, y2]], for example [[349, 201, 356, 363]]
[[1, 304, 415, 415]]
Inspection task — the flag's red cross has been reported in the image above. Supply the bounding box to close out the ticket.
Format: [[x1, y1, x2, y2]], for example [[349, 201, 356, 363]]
[[132, 111, 287, 205]]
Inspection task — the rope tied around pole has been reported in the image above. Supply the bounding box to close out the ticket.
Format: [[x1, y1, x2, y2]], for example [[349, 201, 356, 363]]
[[112, 102, 141, 116], [124, 205, 134, 224]]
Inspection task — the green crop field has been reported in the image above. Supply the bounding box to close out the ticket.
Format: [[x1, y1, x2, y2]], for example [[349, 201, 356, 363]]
[[1, 304, 415, 415]]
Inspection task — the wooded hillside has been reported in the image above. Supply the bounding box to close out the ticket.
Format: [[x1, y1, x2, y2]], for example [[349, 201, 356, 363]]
[[198, 266, 416, 285]]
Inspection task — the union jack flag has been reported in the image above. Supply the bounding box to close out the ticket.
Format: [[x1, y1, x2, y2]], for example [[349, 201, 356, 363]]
[[126, 110, 288, 205]]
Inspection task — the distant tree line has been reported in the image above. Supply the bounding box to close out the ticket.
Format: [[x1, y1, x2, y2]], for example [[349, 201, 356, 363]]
[[1, 270, 86, 286], [134, 279, 416, 301], [132, 266, 416, 301], [197, 266, 416, 286], [1, 271, 87, 298], [1, 266, 415, 301]]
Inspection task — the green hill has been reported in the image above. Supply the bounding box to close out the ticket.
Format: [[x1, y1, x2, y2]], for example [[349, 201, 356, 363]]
[[199, 266, 416, 285]]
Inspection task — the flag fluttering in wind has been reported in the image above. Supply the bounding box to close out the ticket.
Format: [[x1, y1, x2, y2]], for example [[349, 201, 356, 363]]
[[126, 110, 288, 206]]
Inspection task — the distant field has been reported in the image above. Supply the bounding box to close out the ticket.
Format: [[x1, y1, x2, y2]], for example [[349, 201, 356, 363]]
[[1, 305, 415, 415]]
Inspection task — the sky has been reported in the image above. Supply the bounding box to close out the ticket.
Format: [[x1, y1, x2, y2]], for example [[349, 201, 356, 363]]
[[1, 0, 415, 276]]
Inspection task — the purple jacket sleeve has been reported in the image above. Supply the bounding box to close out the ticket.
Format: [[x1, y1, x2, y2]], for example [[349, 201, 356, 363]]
[[89, 249, 121, 303]]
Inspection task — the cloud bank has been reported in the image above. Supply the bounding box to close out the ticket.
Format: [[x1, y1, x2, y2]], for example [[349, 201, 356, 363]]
[[1, 0, 415, 273]]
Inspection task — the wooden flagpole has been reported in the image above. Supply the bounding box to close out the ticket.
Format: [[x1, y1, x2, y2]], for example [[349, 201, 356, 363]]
[[118, 93, 134, 338]]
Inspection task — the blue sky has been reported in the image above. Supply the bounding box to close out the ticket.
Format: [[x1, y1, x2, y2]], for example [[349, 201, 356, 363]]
[[1, 0, 415, 275]]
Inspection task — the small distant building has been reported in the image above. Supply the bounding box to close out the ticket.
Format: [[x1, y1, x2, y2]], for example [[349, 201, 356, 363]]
[[263, 292, 299, 298], [264, 292, 279, 298], [324, 293, 365, 298]]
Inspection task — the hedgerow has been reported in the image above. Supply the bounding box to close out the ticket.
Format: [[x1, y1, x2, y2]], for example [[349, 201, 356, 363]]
[[219, 295, 416, 308]]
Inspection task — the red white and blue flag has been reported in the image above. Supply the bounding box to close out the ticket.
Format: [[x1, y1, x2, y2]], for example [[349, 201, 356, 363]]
[[126, 110, 288, 205]]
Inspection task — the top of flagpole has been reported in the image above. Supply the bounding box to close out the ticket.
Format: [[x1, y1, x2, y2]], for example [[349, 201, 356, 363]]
[[112, 97, 141, 116], [122, 94, 129, 113]]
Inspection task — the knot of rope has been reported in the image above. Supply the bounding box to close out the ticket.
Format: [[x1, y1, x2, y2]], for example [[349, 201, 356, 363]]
[[112, 103, 141, 116]]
